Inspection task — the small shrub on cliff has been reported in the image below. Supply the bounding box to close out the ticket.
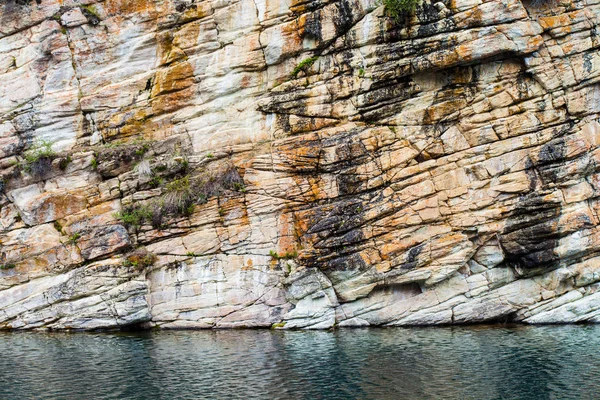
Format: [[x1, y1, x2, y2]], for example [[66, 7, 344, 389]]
[[81, 5, 101, 25], [213, 166, 245, 194], [22, 140, 57, 179], [123, 248, 156, 270], [194, 165, 245, 204], [115, 205, 152, 229], [0, 263, 16, 270], [382, 0, 419, 20], [58, 155, 72, 171], [67, 233, 81, 245], [115, 164, 246, 230], [53, 221, 63, 233], [291, 56, 319, 78], [269, 250, 298, 260], [95, 142, 152, 179], [163, 176, 195, 214], [134, 159, 153, 178]]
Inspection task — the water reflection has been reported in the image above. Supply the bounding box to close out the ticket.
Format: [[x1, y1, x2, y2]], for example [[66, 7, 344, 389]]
[[1, 325, 599, 399]]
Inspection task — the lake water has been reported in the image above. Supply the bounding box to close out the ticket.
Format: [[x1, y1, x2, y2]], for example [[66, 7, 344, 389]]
[[1, 325, 598, 399]]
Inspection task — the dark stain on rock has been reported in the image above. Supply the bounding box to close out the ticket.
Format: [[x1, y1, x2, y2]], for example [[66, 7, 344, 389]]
[[537, 138, 567, 183], [308, 199, 366, 237], [327, 252, 367, 272], [173, 0, 199, 13], [303, 11, 322, 41], [332, 140, 373, 196], [15, 0, 41, 5], [524, 158, 537, 191], [371, 282, 423, 299], [500, 208, 562, 271], [274, 114, 292, 137], [334, 0, 354, 37], [538, 138, 567, 164], [583, 53, 593, 74], [400, 243, 424, 271], [415, 1, 451, 37], [337, 169, 363, 196], [499, 138, 568, 271], [359, 78, 420, 121], [417, 17, 456, 38], [301, 195, 372, 273]]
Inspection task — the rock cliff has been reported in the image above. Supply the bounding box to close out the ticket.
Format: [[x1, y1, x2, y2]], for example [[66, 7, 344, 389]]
[[2, 0, 600, 330]]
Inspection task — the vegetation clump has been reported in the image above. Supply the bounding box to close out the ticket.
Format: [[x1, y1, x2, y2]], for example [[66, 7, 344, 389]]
[[115, 164, 246, 230], [163, 176, 194, 221], [53, 221, 63, 233], [96, 142, 151, 178], [271, 322, 287, 329], [22, 140, 57, 179], [196, 166, 246, 204], [0, 263, 16, 270], [67, 233, 81, 245], [123, 248, 156, 269], [58, 155, 72, 171], [81, 5, 101, 25], [291, 56, 318, 78], [115, 206, 152, 229], [382, 0, 419, 20], [269, 250, 298, 260]]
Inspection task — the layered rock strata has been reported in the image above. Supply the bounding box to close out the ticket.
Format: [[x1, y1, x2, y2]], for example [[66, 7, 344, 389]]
[[2, 0, 600, 329]]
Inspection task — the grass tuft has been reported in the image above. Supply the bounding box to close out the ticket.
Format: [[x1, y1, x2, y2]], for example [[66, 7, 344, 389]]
[[291, 56, 318, 78], [22, 139, 57, 179], [123, 248, 156, 270], [269, 250, 298, 260], [382, 0, 419, 20], [115, 164, 246, 230], [67, 233, 81, 245]]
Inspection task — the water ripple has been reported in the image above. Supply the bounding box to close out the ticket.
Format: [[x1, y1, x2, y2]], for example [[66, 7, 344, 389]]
[[1, 325, 599, 399]]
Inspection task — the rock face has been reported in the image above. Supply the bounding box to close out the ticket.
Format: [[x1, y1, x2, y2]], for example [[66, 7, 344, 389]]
[[1, 0, 600, 330]]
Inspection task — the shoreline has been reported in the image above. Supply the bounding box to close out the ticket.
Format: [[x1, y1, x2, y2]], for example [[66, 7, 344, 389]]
[[0, 320, 595, 334]]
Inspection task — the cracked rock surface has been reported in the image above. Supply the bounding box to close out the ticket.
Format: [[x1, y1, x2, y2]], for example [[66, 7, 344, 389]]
[[2, 0, 600, 329]]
